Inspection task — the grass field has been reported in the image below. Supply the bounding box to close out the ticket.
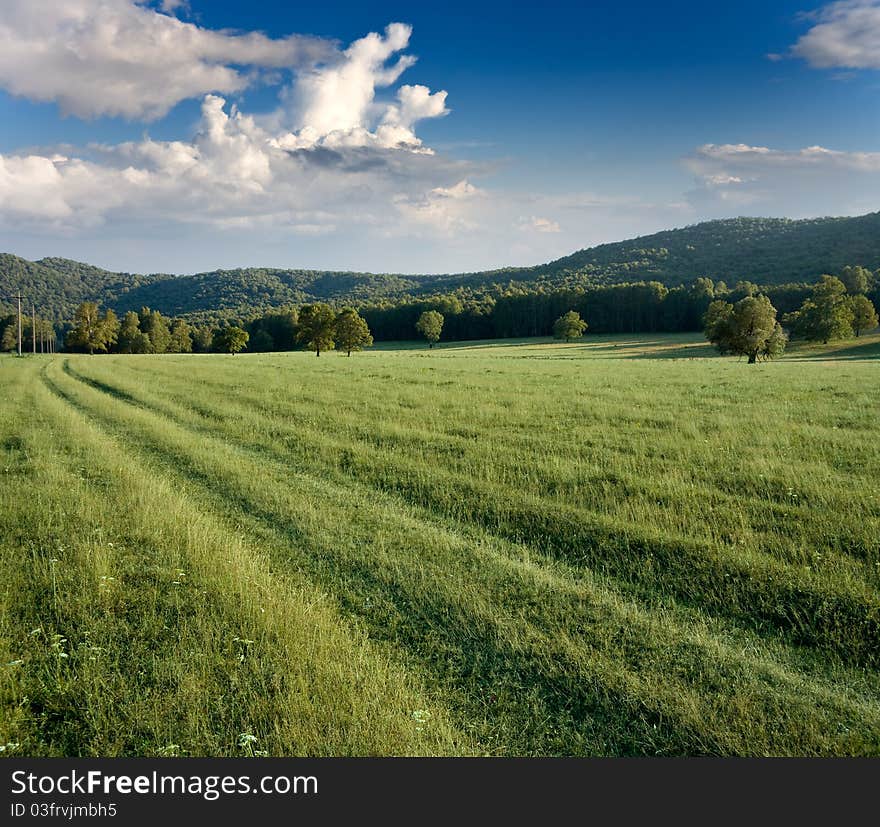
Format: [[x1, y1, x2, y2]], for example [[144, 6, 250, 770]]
[[1, 332, 879, 756]]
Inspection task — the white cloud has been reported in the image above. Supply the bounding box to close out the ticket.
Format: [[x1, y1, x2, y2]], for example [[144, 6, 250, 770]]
[[703, 174, 744, 186], [159, 0, 189, 13], [431, 180, 481, 199], [790, 0, 880, 69], [0, 5, 468, 252], [690, 143, 880, 173], [0, 0, 335, 119], [391, 179, 483, 236], [684, 141, 880, 216], [383, 84, 450, 130], [0, 95, 481, 241], [275, 25, 449, 153], [519, 216, 561, 234], [291, 23, 413, 135]]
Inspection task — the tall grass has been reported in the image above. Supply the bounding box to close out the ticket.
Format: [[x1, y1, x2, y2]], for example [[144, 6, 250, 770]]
[[1, 333, 879, 755]]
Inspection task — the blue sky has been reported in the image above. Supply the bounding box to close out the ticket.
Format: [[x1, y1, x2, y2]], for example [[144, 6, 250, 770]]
[[1, 0, 879, 274]]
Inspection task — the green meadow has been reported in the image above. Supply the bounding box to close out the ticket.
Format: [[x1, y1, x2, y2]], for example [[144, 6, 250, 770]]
[[1, 332, 879, 756]]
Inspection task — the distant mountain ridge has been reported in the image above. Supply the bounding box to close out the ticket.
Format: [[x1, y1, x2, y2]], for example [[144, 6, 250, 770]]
[[3, 211, 880, 322]]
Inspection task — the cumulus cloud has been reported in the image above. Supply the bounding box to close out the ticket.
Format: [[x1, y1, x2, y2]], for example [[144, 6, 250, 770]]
[[0, 5, 764, 274], [0, 94, 481, 241], [291, 23, 413, 135], [0, 6, 466, 254], [790, 0, 880, 69], [275, 25, 449, 153], [0, 0, 335, 119]]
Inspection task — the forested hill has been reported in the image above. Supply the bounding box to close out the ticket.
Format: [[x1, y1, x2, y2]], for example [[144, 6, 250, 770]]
[[3, 211, 880, 321], [533, 212, 880, 286]]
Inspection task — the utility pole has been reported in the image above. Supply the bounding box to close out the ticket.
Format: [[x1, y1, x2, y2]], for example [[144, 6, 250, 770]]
[[32, 304, 36, 355], [16, 293, 22, 357]]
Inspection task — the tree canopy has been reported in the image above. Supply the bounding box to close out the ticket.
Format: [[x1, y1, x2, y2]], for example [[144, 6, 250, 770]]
[[850, 295, 879, 337], [213, 326, 249, 355], [297, 303, 337, 356], [334, 308, 373, 356], [704, 295, 787, 363], [553, 310, 588, 341], [840, 265, 872, 295], [785, 276, 855, 343], [66, 302, 119, 355], [415, 310, 444, 348]]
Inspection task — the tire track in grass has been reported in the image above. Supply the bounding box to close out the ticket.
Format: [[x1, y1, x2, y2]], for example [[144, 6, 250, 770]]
[[90, 356, 880, 578], [6, 360, 465, 756], [65, 358, 880, 670], [46, 359, 880, 755], [64, 357, 880, 693]]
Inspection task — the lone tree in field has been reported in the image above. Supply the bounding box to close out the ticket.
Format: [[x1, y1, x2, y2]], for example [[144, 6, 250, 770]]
[[703, 295, 787, 364], [850, 294, 879, 336], [297, 303, 337, 356], [416, 310, 444, 348], [785, 275, 854, 343], [66, 302, 120, 355], [553, 310, 588, 341], [214, 326, 249, 355], [334, 308, 373, 356]]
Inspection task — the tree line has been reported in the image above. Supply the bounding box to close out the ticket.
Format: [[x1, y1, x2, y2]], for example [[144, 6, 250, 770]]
[[3, 266, 876, 358], [357, 270, 879, 344], [54, 303, 380, 357]]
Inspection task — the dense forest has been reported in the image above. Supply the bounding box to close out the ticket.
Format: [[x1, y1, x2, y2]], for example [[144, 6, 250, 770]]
[[4, 212, 880, 324], [3, 271, 876, 354]]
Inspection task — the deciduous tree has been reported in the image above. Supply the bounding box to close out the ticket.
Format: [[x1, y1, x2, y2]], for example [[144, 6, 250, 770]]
[[169, 319, 193, 353], [213, 326, 249, 355], [334, 308, 373, 356], [704, 295, 786, 363], [840, 265, 871, 295], [785, 276, 854, 343], [297, 304, 337, 356], [192, 326, 214, 353], [553, 310, 588, 341], [117, 311, 149, 353], [415, 310, 444, 348], [66, 302, 119, 355], [850, 294, 879, 336], [139, 307, 172, 354]]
